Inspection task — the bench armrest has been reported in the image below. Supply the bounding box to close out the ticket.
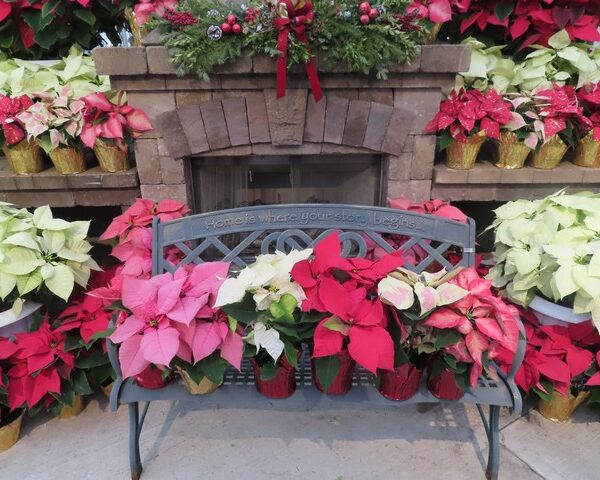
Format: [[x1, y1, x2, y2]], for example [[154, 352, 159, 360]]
[[107, 317, 124, 411]]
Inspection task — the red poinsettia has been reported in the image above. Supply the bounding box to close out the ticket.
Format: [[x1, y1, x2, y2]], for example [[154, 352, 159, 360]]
[[426, 88, 513, 142], [7, 321, 75, 410], [54, 295, 112, 345], [423, 267, 520, 386], [134, 0, 179, 25], [576, 82, 600, 141], [495, 308, 600, 395], [0, 94, 34, 146], [536, 84, 584, 141], [291, 231, 404, 373]]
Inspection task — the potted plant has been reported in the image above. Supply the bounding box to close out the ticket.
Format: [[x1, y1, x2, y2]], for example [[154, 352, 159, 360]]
[[290, 231, 405, 394], [0, 94, 45, 175], [528, 84, 581, 169], [426, 88, 512, 170], [18, 88, 86, 174], [110, 261, 240, 391], [487, 191, 600, 329], [0, 336, 23, 452], [6, 319, 91, 419], [502, 308, 600, 422], [377, 267, 469, 400], [216, 249, 314, 399], [574, 82, 600, 168], [0, 203, 98, 324], [81, 92, 153, 173], [420, 268, 520, 400], [494, 92, 535, 169]]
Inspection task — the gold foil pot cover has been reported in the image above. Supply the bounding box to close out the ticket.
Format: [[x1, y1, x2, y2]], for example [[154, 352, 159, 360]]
[[94, 140, 130, 172], [177, 366, 222, 395], [494, 131, 531, 169], [573, 132, 600, 168], [49, 147, 86, 174], [0, 413, 23, 453], [3, 140, 45, 175], [530, 135, 568, 169], [445, 134, 486, 170], [57, 395, 85, 420], [537, 390, 589, 423]]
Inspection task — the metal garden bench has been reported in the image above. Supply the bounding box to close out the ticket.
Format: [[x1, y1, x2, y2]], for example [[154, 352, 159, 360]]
[[106, 204, 526, 480]]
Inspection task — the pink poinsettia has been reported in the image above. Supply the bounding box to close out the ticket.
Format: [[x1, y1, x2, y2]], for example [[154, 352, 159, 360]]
[[536, 84, 583, 141], [134, 0, 179, 25], [407, 0, 471, 23], [577, 83, 600, 141], [80, 92, 153, 151], [0, 94, 33, 146], [423, 268, 520, 386], [110, 262, 242, 379]]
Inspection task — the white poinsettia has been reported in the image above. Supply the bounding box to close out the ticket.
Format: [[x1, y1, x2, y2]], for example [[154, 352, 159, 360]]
[[215, 248, 312, 310], [378, 267, 469, 316], [0, 203, 99, 312], [244, 321, 284, 362]]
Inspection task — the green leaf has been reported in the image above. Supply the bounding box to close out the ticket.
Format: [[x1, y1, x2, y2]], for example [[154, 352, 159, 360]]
[[221, 293, 258, 325], [434, 330, 462, 349], [284, 343, 298, 369], [72, 369, 93, 396], [314, 355, 341, 392], [75, 349, 110, 369], [259, 362, 280, 381], [494, 1, 514, 21], [323, 316, 350, 336], [63, 333, 82, 352], [299, 311, 326, 324], [439, 131, 454, 151], [197, 353, 227, 384], [16, 270, 42, 296], [73, 9, 96, 27]]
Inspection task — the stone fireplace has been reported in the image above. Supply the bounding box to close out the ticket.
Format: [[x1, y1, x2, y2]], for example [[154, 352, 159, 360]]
[[92, 35, 470, 211]]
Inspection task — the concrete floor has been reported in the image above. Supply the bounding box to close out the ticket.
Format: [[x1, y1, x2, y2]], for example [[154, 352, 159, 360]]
[[0, 394, 597, 480]]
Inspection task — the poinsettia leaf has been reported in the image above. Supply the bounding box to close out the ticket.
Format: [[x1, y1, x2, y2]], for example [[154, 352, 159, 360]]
[[140, 326, 180, 367], [348, 325, 394, 373], [313, 355, 341, 391]]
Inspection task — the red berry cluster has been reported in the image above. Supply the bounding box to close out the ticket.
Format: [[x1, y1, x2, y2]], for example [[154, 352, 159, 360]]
[[244, 7, 260, 23], [222, 14, 242, 35], [358, 1, 379, 25], [393, 10, 422, 32], [163, 10, 198, 28]]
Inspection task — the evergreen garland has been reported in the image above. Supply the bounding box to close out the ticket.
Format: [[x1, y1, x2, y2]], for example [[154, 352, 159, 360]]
[[153, 0, 426, 81]]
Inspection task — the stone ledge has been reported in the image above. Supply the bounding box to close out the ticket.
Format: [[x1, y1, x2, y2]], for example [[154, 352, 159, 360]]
[[92, 47, 147, 75]]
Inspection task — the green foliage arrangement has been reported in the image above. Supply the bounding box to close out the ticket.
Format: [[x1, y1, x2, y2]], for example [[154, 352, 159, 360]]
[[153, 0, 425, 82]]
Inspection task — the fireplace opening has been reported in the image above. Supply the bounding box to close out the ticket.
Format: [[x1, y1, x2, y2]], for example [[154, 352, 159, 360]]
[[191, 154, 383, 213]]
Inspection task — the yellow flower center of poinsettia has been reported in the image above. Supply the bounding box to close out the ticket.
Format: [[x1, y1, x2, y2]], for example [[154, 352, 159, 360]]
[[268, 285, 279, 293], [149, 320, 158, 328]]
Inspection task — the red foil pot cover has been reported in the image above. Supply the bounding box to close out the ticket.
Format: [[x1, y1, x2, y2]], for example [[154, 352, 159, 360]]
[[135, 366, 171, 389], [427, 369, 465, 401], [311, 349, 356, 396], [378, 364, 423, 401], [251, 356, 297, 399]]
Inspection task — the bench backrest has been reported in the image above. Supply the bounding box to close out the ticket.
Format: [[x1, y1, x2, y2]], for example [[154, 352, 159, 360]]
[[152, 204, 476, 274]]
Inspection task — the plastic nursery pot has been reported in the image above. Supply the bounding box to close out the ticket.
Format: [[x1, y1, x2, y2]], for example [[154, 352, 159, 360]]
[[537, 390, 590, 423], [573, 132, 600, 168], [134, 366, 172, 389], [528, 295, 591, 326], [176, 366, 222, 395], [530, 135, 568, 169], [0, 410, 24, 453], [57, 395, 85, 420], [378, 364, 423, 401], [251, 356, 296, 399], [445, 134, 486, 170], [311, 349, 356, 396], [494, 131, 531, 169], [3, 140, 45, 174], [48, 147, 86, 174], [94, 140, 130, 172], [427, 369, 465, 401]]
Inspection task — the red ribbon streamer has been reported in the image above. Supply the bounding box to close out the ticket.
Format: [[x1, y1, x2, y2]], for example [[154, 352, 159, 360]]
[[274, 0, 323, 102]]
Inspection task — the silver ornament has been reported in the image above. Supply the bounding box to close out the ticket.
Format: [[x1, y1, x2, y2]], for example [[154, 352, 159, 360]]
[[376, 5, 386, 15], [207, 25, 223, 40], [341, 10, 352, 18], [256, 23, 263, 32], [240, 4, 248, 11], [207, 9, 220, 18]]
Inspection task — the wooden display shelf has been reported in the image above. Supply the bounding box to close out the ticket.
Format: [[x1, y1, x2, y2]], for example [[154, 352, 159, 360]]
[[432, 160, 600, 201], [0, 158, 140, 208]]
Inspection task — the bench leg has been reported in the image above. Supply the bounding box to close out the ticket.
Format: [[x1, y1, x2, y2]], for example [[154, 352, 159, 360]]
[[485, 405, 500, 480], [129, 402, 142, 480]]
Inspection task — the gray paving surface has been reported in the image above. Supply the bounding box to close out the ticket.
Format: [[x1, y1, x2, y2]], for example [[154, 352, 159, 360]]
[[0, 393, 597, 480]]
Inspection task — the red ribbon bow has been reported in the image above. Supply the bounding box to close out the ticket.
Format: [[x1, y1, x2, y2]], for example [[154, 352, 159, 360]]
[[274, 0, 323, 102]]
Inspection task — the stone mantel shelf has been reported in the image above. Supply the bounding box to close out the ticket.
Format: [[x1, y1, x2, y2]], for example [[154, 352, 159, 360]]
[[0, 159, 140, 208]]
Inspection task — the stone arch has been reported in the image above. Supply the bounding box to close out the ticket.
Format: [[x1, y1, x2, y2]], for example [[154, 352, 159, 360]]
[[158, 91, 415, 160]]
